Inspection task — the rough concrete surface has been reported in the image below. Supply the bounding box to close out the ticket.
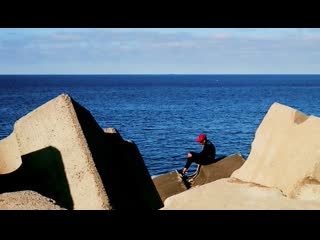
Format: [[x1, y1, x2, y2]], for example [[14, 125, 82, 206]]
[[0, 133, 21, 174], [190, 153, 245, 187], [152, 171, 188, 202], [162, 178, 320, 210], [232, 102, 320, 200], [0, 191, 65, 210], [0, 94, 162, 210], [1, 94, 110, 210]]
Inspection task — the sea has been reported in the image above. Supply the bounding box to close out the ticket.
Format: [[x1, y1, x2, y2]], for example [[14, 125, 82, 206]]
[[1, 74, 320, 176]]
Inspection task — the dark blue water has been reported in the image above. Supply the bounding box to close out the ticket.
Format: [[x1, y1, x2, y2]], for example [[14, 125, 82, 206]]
[[1, 74, 320, 176]]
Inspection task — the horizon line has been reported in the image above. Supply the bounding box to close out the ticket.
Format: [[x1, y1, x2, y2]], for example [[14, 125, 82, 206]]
[[1, 73, 320, 75]]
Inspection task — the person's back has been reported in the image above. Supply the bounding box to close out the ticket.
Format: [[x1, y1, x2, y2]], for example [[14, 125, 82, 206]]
[[201, 139, 216, 163]]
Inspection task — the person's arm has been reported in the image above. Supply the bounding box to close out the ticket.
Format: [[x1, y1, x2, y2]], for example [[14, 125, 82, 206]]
[[188, 151, 201, 159]]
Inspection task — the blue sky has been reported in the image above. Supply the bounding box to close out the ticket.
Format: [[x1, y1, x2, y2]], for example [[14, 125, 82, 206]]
[[1, 28, 320, 74]]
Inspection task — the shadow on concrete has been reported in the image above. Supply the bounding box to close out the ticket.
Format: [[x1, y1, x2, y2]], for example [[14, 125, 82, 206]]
[[71, 98, 163, 209], [0, 146, 73, 209], [202, 155, 227, 166]]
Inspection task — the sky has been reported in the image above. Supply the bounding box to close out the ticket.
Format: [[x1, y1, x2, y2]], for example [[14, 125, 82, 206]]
[[0, 28, 320, 74]]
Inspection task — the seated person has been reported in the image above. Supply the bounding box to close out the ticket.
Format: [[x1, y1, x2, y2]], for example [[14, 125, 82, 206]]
[[181, 133, 216, 175]]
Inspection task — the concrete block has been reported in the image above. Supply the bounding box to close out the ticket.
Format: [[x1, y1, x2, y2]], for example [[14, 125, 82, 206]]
[[190, 153, 245, 187], [152, 171, 188, 203], [232, 102, 320, 200], [0, 94, 163, 209]]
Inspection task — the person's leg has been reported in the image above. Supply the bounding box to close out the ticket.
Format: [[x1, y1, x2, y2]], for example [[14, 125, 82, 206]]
[[184, 157, 193, 170], [182, 152, 200, 174]]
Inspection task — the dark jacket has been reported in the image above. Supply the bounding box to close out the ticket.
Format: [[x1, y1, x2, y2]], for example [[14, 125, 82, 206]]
[[200, 140, 216, 161], [191, 140, 216, 162]]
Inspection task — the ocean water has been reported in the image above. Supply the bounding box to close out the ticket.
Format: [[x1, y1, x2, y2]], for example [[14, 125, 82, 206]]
[[1, 74, 320, 176]]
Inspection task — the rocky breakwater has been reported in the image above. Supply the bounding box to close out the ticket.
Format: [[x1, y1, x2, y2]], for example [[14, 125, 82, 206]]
[[163, 103, 320, 209], [152, 154, 245, 203], [0, 94, 163, 210]]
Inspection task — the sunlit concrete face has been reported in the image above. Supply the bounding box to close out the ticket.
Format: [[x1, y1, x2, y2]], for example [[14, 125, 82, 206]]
[[0, 94, 110, 209], [0, 94, 163, 210], [0, 133, 21, 174], [232, 102, 320, 200]]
